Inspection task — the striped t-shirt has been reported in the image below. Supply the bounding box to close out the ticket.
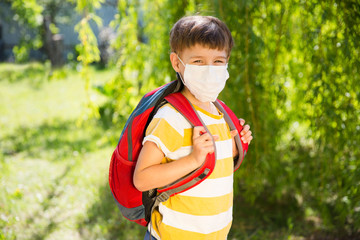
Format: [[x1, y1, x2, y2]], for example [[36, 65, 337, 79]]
[[143, 102, 234, 240]]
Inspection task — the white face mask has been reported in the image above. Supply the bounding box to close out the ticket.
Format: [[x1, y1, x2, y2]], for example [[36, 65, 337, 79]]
[[177, 55, 229, 102]]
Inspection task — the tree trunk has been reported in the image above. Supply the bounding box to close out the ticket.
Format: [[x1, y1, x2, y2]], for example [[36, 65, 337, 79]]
[[43, 15, 64, 68]]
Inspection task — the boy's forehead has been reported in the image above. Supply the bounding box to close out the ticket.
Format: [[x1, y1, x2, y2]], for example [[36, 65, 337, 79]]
[[180, 44, 228, 59]]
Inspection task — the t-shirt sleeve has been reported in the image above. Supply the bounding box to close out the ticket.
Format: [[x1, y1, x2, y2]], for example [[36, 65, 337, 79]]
[[142, 115, 184, 157]]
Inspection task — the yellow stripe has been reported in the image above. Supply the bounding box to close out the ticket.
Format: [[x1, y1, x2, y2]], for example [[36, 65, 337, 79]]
[[183, 128, 192, 146], [146, 118, 183, 152], [158, 221, 232, 240], [208, 157, 233, 179], [151, 209, 163, 238], [161, 156, 175, 164], [162, 192, 233, 216], [207, 123, 232, 140]]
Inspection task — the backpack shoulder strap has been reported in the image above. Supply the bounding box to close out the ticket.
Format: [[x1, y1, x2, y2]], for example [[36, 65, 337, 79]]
[[164, 92, 203, 126], [154, 92, 216, 198], [118, 80, 180, 162], [213, 100, 248, 171]]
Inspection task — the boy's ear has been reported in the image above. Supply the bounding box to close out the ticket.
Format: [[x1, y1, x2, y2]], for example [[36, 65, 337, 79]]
[[170, 52, 181, 73]]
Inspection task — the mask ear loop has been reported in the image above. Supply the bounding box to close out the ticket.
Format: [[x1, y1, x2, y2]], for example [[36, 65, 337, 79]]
[[176, 54, 186, 85], [176, 54, 186, 67]]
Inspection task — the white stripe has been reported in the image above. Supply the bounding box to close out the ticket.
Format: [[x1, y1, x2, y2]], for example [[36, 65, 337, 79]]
[[142, 138, 193, 160], [179, 174, 233, 197], [160, 204, 233, 234], [160, 138, 232, 162], [167, 146, 192, 160], [157, 103, 227, 131], [215, 139, 233, 160], [167, 136, 232, 161], [148, 224, 161, 240]]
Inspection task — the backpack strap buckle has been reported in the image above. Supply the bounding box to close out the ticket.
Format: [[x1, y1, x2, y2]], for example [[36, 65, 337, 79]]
[[157, 192, 170, 202]]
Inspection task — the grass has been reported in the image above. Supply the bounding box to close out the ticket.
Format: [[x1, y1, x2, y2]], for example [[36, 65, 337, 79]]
[[0, 62, 143, 240]]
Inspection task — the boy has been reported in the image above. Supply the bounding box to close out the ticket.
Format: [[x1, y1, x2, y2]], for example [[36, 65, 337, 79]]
[[133, 15, 253, 240]]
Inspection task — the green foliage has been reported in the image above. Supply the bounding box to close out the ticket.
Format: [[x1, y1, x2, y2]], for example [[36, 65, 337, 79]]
[[73, 0, 104, 120], [290, 1, 360, 233], [207, 0, 359, 235], [10, 0, 43, 28], [9, 0, 44, 62], [7, 0, 75, 64], [74, 0, 104, 12], [73, 0, 104, 65], [97, 0, 192, 124], [74, 20, 101, 65], [93, 0, 360, 237]]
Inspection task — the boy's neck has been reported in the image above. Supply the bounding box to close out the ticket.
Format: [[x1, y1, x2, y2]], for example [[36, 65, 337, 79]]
[[181, 88, 217, 115]]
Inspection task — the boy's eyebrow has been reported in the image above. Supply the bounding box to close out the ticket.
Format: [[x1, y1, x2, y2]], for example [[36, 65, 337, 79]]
[[189, 56, 205, 59], [189, 56, 227, 59]]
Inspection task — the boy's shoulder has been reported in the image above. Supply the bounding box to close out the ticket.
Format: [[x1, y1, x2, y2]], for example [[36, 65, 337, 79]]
[[149, 102, 192, 131], [153, 103, 184, 121]]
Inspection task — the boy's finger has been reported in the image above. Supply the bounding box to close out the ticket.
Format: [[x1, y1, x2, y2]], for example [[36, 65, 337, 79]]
[[230, 130, 238, 138], [240, 124, 250, 136], [242, 135, 253, 144], [193, 126, 206, 137], [244, 130, 252, 138], [239, 118, 245, 126], [241, 132, 252, 143], [198, 132, 213, 142]]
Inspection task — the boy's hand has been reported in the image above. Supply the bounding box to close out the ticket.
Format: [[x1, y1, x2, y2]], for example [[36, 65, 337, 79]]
[[230, 118, 253, 158], [190, 126, 219, 168], [239, 118, 253, 144]]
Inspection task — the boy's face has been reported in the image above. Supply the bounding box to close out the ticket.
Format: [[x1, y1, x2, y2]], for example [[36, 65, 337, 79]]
[[170, 44, 229, 76]]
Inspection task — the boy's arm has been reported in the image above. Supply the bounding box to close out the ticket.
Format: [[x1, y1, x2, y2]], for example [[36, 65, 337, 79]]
[[133, 126, 219, 192]]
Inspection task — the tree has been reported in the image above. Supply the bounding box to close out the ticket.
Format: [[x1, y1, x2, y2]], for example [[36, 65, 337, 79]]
[[4, 0, 74, 67]]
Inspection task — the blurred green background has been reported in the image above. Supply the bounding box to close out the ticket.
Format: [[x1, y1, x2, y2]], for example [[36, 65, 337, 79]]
[[0, 0, 359, 239]]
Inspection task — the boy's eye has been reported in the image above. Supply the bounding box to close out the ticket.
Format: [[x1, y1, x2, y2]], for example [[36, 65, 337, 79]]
[[214, 60, 227, 66]]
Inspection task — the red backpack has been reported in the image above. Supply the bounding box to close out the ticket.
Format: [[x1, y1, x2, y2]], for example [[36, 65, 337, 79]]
[[109, 80, 248, 226]]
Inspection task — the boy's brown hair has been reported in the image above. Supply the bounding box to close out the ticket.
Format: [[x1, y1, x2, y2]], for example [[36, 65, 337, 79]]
[[170, 15, 234, 57]]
